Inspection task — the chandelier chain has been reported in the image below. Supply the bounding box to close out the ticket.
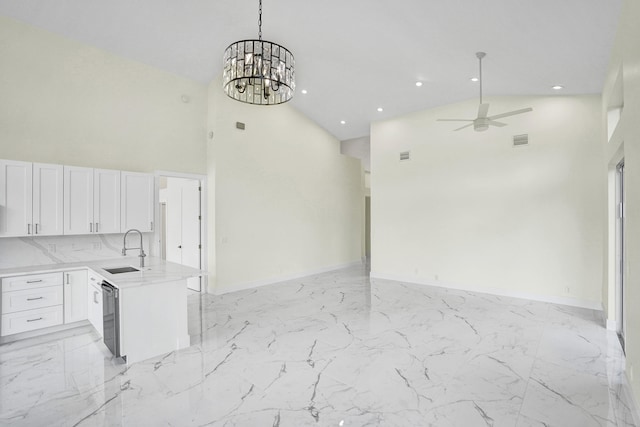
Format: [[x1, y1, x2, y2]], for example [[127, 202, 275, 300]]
[[258, 0, 263, 41]]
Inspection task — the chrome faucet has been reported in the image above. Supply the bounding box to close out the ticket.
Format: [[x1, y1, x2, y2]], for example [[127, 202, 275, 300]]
[[122, 229, 146, 268]]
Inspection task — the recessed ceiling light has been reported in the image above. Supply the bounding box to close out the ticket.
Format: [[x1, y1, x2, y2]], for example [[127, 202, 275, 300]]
[[377, 107, 384, 112], [415, 81, 423, 87], [340, 120, 346, 125], [552, 85, 564, 90], [301, 89, 308, 94], [470, 77, 479, 82]]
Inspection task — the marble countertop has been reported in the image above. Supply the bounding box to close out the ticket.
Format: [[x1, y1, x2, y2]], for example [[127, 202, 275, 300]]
[[0, 256, 205, 290]]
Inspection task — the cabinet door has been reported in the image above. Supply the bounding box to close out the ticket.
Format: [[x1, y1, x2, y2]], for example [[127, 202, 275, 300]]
[[121, 171, 154, 232], [64, 270, 88, 324], [94, 169, 121, 234], [0, 160, 33, 237], [63, 166, 94, 235], [87, 282, 103, 337], [33, 163, 64, 236]]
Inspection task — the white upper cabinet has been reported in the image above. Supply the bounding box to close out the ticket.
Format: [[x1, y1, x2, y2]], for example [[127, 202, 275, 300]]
[[94, 169, 121, 234], [64, 166, 122, 235], [33, 163, 64, 236], [2, 159, 154, 237], [0, 160, 33, 237], [121, 171, 154, 232], [63, 166, 94, 235]]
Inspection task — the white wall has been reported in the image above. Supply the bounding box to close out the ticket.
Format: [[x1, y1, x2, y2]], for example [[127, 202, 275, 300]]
[[0, 16, 207, 174], [207, 80, 364, 293], [602, 0, 640, 406], [371, 95, 604, 307], [341, 136, 371, 172]]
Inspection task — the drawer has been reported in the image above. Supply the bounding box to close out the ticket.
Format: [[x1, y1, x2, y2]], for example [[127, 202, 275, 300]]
[[2, 272, 63, 293], [1, 305, 63, 336], [87, 270, 105, 287], [2, 285, 64, 314]]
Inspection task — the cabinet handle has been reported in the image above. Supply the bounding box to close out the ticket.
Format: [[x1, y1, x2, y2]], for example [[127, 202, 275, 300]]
[[27, 317, 43, 322], [94, 291, 99, 304], [178, 245, 182, 249], [66, 274, 70, 285], [150, 221, 154, 231], [26, 280, 43, 283], [95, 222, 99, 233], [90, 223, 93, 232], [35, 223, 39, 234], [27, 224, 31, 235], [27, 297, 44, 301]]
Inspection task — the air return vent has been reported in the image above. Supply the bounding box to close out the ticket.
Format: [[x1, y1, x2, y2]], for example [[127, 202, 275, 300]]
[[236, 121, 246, 130], [513, 134, 529, 147], [399, 151, 411, 161]]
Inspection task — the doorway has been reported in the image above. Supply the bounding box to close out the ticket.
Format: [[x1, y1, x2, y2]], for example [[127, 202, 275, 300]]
[[158, 175, 204, 292], [615, 160, 625, 351]]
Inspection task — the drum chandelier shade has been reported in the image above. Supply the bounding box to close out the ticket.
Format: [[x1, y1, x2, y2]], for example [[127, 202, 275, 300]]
[[223, 0, 295, 105]]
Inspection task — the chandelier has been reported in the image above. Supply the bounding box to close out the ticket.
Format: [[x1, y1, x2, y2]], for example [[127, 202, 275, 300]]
[[222, 0, 295, 105]]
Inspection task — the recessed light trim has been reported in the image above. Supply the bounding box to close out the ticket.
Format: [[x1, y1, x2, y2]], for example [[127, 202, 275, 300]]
[[340, 120, 346, 125], [301, 89, 308, 94], [552, 85, 564, 90], [415, 81, 423, 87], [377, 107, 384, 112]]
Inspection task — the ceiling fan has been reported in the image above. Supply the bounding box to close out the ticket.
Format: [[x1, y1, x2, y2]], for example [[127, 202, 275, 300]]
[[437, 52, 533, 132]]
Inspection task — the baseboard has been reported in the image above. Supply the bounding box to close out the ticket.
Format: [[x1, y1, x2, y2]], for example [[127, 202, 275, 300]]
[[370, 271, 603, 311], [214, 260, 363, 295]]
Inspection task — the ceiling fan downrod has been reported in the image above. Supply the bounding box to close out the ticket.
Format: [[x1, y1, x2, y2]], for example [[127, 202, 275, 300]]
[[477, 51, 486, 105]]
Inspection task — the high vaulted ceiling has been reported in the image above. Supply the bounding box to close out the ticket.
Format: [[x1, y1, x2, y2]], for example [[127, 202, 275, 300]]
[[0, 1, 623, 141]]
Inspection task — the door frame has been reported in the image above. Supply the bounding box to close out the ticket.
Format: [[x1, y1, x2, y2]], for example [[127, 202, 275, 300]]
[[615, 160, 625, 349], [154, 170, 208, 293]]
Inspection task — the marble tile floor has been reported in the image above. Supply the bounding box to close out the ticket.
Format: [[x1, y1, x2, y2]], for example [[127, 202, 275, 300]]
[[1, 264, 638, 426]]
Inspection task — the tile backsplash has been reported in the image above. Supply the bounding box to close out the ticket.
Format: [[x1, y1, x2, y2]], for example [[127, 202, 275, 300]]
[[0, 234, 154, 269]]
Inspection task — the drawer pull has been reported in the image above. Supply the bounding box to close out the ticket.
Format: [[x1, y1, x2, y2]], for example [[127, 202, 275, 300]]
[[26, 280, 43, 284], [27, 297, 44, 301], [27, 317, 43, 322]]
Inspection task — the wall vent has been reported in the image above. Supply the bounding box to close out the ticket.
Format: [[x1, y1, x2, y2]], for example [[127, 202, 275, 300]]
[[399, 151, 411, 161], [236, 121, 246, 130], [513, 134, 529, 147]]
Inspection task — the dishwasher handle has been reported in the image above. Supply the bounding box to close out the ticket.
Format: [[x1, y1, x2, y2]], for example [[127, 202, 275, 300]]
[[101, 282, 118, 297]]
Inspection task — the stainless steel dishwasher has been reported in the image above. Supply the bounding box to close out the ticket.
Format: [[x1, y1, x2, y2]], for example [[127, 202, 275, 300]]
[[101, 281, 121, 358]]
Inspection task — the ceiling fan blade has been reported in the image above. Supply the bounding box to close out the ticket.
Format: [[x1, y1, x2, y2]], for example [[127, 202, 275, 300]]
[[487, 120, 507, 127], [437, 118, 474, 122], [477, 103, 490, 118], [454, 123, 474, 131], [488, 107, 533, 121]]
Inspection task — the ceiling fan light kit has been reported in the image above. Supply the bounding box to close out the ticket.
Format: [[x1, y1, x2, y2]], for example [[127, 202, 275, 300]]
[[223, 0, 295, 105], [437, 52, 532, 132]]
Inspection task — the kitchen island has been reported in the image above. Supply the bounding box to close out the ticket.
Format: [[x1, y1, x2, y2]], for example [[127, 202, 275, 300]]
[[0, 257, 204, 364]]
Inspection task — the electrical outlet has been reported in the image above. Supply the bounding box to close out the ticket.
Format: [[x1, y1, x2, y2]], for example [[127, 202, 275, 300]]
[[93, 242, 101, 250], [434, 274, 439, 281], [48, 244, 56, 252]]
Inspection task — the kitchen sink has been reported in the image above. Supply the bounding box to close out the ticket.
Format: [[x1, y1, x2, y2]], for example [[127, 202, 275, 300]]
[[104, 266, 140, 274]]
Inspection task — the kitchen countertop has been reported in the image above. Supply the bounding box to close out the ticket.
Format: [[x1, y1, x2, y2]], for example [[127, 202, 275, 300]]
[[0, 257, 205, 290]]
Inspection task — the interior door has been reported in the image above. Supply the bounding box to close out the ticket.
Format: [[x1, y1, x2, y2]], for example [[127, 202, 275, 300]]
[[163, 177, 201, 292], [181, 180, 201, 292]]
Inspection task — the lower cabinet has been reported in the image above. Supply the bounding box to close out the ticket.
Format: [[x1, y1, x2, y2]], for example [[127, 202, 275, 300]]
[[1, 272, 64, 336], [87, 278, 103, 337], [63, 270, 88, 324]]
